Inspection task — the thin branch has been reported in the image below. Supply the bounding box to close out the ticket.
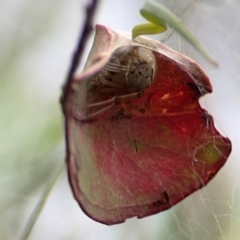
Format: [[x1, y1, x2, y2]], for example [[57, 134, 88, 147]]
[[65, 0, 99, 87]]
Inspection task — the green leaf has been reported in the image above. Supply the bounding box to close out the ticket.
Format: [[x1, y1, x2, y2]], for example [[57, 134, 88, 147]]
[[138, 0, 218, 66], [132, 22, 166, 39]]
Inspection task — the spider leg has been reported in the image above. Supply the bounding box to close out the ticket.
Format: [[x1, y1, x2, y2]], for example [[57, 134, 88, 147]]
[[104, 62, 135, 73], [87, 103, 115, 118], [87, 91, 140, 108], [85, 91, 141, 118]]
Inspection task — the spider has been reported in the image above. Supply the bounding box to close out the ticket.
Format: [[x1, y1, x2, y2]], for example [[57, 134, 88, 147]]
[[85, 45, 156, 118]]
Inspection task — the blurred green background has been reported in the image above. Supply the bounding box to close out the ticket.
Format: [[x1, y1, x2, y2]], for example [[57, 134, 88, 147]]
[[0, 0, 239, 239]]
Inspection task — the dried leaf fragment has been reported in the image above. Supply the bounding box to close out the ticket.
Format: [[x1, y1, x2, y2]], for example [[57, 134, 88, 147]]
[[61, 24, 231, 225]]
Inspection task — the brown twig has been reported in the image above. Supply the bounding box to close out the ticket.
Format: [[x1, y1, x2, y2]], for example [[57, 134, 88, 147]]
[[62, 0, 99, 103]]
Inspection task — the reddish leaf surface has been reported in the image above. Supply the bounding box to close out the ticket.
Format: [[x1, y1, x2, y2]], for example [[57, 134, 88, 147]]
[[62, 25, 231, 225]]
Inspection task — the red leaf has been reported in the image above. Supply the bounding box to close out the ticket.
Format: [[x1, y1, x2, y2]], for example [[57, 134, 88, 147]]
[[62, 25, 231, 225]]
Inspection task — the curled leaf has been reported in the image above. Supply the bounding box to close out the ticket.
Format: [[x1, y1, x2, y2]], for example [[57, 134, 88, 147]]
[[62, 24, 231, 225]]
